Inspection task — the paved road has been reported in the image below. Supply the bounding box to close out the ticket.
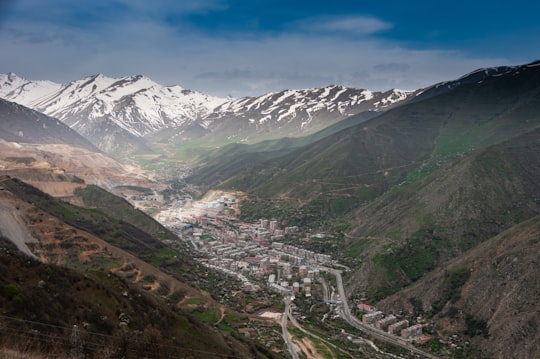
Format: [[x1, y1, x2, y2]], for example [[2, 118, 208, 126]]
[[287, 304, 356, 359], [320, 267, 439, 359], [281, 296, 299, 359]]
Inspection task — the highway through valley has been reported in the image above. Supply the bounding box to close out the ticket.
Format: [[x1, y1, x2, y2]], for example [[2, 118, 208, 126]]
[[321, 267, 439, 359]]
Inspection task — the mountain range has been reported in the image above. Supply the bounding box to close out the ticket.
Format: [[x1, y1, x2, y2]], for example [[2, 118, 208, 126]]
[[1, 60, 540, 358], [0, 72, 417, 159], [0, 73, 226, 156]]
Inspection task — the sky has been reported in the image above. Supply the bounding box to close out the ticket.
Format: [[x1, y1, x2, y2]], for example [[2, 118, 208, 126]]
[[0, 0, 539, 97]]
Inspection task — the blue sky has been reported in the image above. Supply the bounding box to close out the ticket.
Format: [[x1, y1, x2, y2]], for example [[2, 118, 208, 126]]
[[1, 0, 538, 97]]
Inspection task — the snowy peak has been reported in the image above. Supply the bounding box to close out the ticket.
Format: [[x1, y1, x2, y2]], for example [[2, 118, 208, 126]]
[[0, 73, 228, 141], [0, 72, 416, 155], [0, 73, 63, 108], [200, 85, 416, 134], [0, 72, 26, 89]]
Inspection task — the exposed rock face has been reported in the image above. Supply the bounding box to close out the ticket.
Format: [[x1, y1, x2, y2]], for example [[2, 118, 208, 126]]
[[0, 185, 38, 258]]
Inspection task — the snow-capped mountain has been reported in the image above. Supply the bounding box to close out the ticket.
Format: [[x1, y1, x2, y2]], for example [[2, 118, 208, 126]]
[[0, 72, 418, 156], [179, 85, 418, 144], [0, 73, 227, 155], [204, 85, 412, 127]]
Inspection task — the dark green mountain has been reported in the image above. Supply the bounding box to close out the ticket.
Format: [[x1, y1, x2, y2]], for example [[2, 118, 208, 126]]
[[345, 127, 540, 298], [186, 63, 540, 358], [188, 110, 378, 191], [207, 61, 540, 220]]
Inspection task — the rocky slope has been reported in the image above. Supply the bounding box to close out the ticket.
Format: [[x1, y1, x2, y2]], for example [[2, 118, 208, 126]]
[[0, 98, 165, 199], [376, 216, 540, 359], [0, 176, 278, 358]]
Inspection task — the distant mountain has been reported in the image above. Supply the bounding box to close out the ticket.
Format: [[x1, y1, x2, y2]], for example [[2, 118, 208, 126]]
[[214, 61, 540, 208], [0, 98, 162, 198], [0, 98, 98, 151], [157, 86, 418, 157], [0, 73, 227, 156], [1, 73, 417, 160], [195, 85, 415, 138]]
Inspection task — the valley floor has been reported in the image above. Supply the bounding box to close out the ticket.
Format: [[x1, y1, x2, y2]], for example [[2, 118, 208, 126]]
[[153, 191, 438, 359]]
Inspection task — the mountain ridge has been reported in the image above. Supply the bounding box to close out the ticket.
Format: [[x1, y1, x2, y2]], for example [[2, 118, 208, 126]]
[[0, 72, 227, 156], [1, 72, 418, 159], [212, 60, 540, 207]]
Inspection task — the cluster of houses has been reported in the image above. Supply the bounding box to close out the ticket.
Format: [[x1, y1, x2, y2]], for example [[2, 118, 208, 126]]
[[267, 264, 316, 297], [360, 305, 424, 340], [198, 236, 325, 296], [185, 210, 336, 295]]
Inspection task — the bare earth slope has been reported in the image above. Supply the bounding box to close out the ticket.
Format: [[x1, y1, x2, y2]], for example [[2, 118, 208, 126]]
[[377, 215, 540, 359]]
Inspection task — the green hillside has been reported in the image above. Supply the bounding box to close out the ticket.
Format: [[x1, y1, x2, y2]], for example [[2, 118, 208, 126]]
[[74, 185, 177, 242], [0, 178, 279, 358], [0, 237, 269, 359], [187, 111, 378, 191], [345, 127, 540, 298], [206, 62, 540, 224], [376, 215, 540, 358]]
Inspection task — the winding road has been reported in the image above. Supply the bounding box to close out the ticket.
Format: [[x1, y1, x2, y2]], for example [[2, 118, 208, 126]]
[[281, 296, 299, 359], [321, 267, 439, 359]]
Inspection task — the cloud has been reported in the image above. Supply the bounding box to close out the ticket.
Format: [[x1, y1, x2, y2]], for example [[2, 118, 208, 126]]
[[295, 15, 393, 35], [373, 63, 410, 73], [0, 1, 517, 97]]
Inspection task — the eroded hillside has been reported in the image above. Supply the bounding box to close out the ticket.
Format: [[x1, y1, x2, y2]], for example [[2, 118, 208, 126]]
[[376, 216, 540, 359]]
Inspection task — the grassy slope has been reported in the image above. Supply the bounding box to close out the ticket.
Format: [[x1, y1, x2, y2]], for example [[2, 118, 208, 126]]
[[212, 62, 540, 223], [0, 239, 262, 359], [74, 185, 177, 242], [345, 128, 540, 298], [187, 111, 378, 190]]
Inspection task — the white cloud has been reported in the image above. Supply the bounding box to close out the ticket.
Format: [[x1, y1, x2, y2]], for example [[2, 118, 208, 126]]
[[295, 15, 393, 35], [0, 3, 517, 97]]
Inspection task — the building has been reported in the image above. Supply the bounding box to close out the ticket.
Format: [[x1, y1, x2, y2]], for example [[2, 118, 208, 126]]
[[388, 320, 409, 335], [375, 315, 397, 331], [357, 303, 375, 312], [303, 278, 312, 297], [401, 324, 423, 339], [362, 311, 384, 325], [299, 265, 308, 277]]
